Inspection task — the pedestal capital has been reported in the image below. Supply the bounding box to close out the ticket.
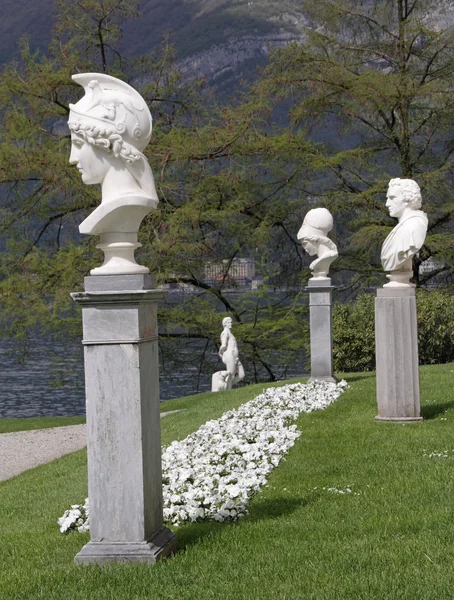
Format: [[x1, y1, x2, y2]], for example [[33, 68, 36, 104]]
[[376, 287, 415, 299], [71, 288, 165, 308], [71, 275, 165, 347]]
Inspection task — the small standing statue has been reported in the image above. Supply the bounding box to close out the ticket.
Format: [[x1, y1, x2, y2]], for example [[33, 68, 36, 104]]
[[211, 317, 245, 392], [297, 208, 338, 278], [68, 72, 159, 275], [381, 178, 428, 286]]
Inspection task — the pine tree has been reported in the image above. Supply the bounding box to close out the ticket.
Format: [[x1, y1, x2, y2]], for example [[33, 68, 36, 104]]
[[0, 0, 317, 386], [258, 0, 454, 286]]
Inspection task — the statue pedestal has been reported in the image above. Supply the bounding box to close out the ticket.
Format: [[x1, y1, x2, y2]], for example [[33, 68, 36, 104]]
[[375, 287, 422, 421], [211, 371, 233, 392], [306, 278, 336, 383], [71, 274, 177, 564]]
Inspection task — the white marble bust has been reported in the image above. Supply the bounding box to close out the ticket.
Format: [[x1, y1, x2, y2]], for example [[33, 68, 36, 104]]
[[68, 73, 159, 275], [381, 178, 428, 287], [297, 208, 338, 279]]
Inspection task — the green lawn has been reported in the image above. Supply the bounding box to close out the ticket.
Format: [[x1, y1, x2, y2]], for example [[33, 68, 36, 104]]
[[0, 416, 86, 434], [1, 364, 454, 599]]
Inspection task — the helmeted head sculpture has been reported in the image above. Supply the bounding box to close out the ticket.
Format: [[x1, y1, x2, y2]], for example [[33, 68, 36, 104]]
[[68, 73, 159, 275], [297, 207, 338, 278], [68, 73, 158, 203]]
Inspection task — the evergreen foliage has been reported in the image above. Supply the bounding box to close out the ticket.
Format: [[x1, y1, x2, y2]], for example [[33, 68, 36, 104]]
[[0, 0, 315, 384], [1, 0, 453, 387], [258, 0, 454, 285]]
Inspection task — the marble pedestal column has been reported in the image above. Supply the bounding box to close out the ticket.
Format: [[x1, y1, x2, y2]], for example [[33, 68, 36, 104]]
[[306, 278, 336, 383], [375, 287, 422, 421], [71, 274, 177, 564]]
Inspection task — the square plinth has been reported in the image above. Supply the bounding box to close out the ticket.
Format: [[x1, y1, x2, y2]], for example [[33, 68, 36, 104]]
[[375, 287, 422, 421], [75, 526, 177, 565]]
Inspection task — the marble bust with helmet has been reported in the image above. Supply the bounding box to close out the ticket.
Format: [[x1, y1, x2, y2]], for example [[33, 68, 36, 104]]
[[68, 73, 158, 275]]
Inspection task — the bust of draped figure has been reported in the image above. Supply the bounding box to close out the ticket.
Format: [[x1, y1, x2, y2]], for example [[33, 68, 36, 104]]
[[381, 178, 428, 287], [68, 72, 159, 275]]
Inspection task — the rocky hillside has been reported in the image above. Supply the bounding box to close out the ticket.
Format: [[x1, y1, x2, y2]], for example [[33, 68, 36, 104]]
[[2, 1, 454, 92], [0, 0, 307, 87]]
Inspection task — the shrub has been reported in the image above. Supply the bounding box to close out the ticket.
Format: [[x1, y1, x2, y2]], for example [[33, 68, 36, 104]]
[[417, 290, 454, 364], [332, 290, 454, 372], [332, 294, 376, 372]]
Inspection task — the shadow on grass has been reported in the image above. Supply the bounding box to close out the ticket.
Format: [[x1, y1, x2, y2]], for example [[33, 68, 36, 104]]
[[175, 520, 225, 551], [175, 496, 309, 551], [246, 495, 311, 522], [421, 400, 454, 420], [342, 373, 375, 383]]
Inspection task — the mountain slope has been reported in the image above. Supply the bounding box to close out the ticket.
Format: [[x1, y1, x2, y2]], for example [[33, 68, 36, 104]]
[[0, 0, 306, 86]]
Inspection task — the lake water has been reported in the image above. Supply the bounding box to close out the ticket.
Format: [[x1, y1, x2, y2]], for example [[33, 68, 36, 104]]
[[0, 336, 305, 418], [0, 337, 213, 418]]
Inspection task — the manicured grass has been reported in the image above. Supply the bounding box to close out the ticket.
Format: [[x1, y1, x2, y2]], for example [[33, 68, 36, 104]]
[[0, 416, 86, 434], [1, 364, 454, 599]]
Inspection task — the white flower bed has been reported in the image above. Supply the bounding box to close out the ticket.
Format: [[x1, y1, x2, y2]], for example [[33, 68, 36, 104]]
[[58, 380, 347, 533], [162, 380, 347, 525]]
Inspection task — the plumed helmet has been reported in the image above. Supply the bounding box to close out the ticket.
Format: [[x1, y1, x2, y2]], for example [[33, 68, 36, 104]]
[[68, 73, 152, 152], [297, 207, 333, 240]]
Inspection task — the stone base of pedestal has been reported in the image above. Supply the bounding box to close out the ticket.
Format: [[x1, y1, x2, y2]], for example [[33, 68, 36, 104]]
[[375, 416, 422, 422], [72, 274, 176, 566], [308, 375, 337, 384], [375, 287, 422, 421], [75, 526, 177, 565]]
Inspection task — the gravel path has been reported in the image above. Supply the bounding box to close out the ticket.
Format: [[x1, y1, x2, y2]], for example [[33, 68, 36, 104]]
[[0, 410, 181, 482], [0, 424, 87, 482]]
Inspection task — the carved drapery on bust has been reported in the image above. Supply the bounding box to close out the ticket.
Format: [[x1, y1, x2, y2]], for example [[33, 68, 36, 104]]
[[381, 178, 428, 287], [297, 208, 338, 279], [68, 73, 158, 275]]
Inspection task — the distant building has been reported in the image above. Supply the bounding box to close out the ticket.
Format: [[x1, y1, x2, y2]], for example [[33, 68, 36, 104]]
[[204, 258, 256, 285], [419, 257, 443, 276], [420, 257, 446, 288]]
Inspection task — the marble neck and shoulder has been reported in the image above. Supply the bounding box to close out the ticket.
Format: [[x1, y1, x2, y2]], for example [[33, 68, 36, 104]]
[[100, 168, 147, 205], [381, 208, 428, 288], [394, 207, 427, 227]]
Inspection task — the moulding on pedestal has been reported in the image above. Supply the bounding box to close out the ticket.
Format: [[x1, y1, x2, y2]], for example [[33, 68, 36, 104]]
[[75, 527, 176, 565]]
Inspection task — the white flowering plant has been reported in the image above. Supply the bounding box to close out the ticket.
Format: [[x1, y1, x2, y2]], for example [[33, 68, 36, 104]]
[[58, 498, 89, 534], [58, 380, 347, 533]]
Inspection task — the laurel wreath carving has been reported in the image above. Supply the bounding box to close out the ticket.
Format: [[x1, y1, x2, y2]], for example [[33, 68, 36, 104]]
[[68, 121, 141, 164]]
